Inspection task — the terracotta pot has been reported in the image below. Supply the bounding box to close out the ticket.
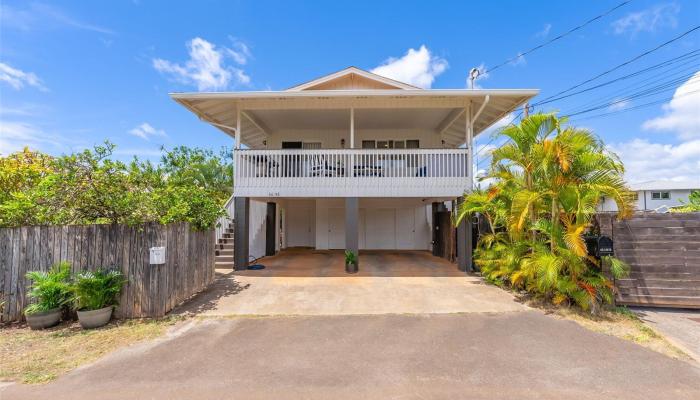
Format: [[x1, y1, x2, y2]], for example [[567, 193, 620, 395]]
[[77, 306, 113, 329], [26, 308, 61, 330]]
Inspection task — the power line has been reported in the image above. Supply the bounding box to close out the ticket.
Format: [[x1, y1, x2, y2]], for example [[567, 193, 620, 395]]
[[532, 25, 700, 106], [569, 89, 700, 122], [482, 1, 632, 75], [533, 49, 700, 106], [564, 57, 700, 112], [563, 72, 699, 117]]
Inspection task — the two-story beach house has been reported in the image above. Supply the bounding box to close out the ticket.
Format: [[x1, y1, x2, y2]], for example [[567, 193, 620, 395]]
[[172, 67, 538, 271]]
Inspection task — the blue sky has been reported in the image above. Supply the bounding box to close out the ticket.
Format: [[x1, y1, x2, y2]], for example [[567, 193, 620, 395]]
[[1, 0, 699, 183]]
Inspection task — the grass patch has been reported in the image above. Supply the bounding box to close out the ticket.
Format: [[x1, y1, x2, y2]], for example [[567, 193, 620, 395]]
[[0, 317, 183, 384]]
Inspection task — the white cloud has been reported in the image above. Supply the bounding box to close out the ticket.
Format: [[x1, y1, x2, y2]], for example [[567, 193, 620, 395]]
[[611, 2, 680, 36], [153, 37, 251, 91], [226, 37, 252, 65], [371, 45, 447, 89], [608, 138, 700, 183], [128, 123, 166, 140], [0, 120, 64, 155], [608, 98, 631, 111], [0, 3, 114, 34], [0, 62, 47, 91], [535, 23, 552, 38], [642, 71, 700, 140]]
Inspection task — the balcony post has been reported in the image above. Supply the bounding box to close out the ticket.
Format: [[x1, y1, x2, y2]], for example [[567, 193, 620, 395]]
[[350, 107, 355, 148], [235, 106, 241, 149], [465, 102, 473, 190]]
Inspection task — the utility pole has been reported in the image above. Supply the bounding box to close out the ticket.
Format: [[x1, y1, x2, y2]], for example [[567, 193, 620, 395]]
[[523, 102, 529, 118]]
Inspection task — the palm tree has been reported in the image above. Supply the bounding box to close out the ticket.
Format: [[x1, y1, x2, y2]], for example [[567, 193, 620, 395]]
[[459, 112, 631, 311]]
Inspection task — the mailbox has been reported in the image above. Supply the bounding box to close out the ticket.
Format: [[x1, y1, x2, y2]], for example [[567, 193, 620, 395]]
[[597, 236, 614, 257], [149, 246, 166, 265], [584, 235, 614, 258]]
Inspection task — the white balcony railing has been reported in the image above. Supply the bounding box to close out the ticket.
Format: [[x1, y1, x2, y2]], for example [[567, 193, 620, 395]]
[[234, 148, 471, 197]]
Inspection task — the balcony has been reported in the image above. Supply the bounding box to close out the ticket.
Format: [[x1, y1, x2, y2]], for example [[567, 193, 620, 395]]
[[234, 148, 471, 198]]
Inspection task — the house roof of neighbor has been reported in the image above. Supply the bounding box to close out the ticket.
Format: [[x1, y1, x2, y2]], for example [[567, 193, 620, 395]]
[[630, 180, 700, 191]]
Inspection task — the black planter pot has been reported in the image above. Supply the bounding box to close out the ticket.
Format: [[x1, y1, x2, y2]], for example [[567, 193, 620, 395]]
[[345, 261, 358, 274]]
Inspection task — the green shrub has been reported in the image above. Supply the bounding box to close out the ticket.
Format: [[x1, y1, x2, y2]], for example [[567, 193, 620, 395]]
[[72, 269, 127, 311], [24, 262, 72, 315]]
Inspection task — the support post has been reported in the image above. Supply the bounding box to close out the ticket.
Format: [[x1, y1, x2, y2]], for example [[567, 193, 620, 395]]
[[235, 106, 241, 149], [465, 102, 473, 190], [456, 198, 473, 272], [234, 197, 250, 270], [265, 202, 276, 256], [350, 108, 355, 148], [345, 197, 359, 265]]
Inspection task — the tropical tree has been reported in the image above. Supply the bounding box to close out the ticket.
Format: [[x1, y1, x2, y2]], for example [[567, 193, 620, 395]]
[[0, 142, 232, 230], [458, 112, 632, 312]]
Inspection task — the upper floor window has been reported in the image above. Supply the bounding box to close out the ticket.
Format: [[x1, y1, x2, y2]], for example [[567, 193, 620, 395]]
[[651, 191, 670, 200], [361, 140, 420, 149]]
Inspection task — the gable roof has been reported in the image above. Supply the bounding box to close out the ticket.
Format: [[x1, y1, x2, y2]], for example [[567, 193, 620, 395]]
[[286, 66, 421, 91]]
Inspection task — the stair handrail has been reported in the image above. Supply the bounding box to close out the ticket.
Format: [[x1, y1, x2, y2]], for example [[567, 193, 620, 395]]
[[215, 194, 235, 245]]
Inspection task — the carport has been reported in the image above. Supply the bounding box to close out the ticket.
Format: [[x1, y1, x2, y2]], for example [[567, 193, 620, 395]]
[[184, 248, 524, 316], [238, 248, 464, 277]]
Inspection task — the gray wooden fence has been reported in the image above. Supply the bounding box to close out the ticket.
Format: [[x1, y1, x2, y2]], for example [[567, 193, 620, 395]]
[[598, 213, 700, 309], [0, 222, 215, 322]]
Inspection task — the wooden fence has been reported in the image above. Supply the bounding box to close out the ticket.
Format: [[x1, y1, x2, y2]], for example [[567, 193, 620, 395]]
[[0, 222, 215, 322], [597, 213, 700, 309]]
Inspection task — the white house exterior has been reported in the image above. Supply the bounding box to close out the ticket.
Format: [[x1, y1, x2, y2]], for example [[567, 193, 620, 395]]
[[598, 180, 700, 212], [172, 67, 538, 271]]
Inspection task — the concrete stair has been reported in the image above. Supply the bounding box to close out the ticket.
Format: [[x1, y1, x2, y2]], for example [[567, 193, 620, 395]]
[[215, 222, 235, 268]]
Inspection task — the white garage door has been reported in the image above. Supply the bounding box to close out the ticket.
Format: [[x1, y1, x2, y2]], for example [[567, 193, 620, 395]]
[[328, 208, 345, 249], [287, 206, 314, 247], [365, 208, 396, 249], [396, 208, 415, 250]]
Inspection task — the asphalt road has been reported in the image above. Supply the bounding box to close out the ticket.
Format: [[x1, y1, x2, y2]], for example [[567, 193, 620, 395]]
[[3, 311, 699, 400]]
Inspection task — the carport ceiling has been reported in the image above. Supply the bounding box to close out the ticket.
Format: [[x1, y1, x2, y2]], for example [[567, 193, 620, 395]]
[[246, 108, 456, 131]]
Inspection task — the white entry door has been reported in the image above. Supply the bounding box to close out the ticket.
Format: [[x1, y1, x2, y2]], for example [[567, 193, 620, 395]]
[[286, 205, 313, 247], [396, 208, 415, 249], [328, 207, 345, 249], [365, 208, 396, 249]]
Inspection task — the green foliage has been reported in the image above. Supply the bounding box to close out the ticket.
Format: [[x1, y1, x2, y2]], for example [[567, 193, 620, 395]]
[[0, 142, 232, 230], [72, 269, 127, 311], [460, 112, 631, 312], [344, 250, 357, 264], [24, 262, 72, 315], [670, 190, 700, 213]]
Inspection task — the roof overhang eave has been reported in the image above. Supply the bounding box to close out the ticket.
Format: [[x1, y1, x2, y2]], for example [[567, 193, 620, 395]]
[[169, 88, 539, 100]]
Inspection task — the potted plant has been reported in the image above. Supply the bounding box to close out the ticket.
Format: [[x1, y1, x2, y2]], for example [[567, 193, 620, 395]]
[[344, 250, 358, 274], [72, 268, 126, 329], [24, 262, 72, 330]]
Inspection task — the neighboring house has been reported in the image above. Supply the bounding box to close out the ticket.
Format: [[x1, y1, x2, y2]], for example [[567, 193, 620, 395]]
[[171, 67, 537, 270], [598, 180, 700, 212]]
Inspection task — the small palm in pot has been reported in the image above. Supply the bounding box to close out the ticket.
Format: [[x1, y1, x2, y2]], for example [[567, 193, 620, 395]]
[[72, 269, 126, 329]]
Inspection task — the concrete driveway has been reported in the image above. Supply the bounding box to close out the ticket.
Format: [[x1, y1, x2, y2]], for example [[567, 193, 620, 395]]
[[174, 249, 526, 316], [632, 307, 700, 362], [4, 312, 699, 400]]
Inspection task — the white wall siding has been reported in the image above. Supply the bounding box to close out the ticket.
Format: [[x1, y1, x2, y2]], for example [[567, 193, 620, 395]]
[[598, 189, 696, 212]]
